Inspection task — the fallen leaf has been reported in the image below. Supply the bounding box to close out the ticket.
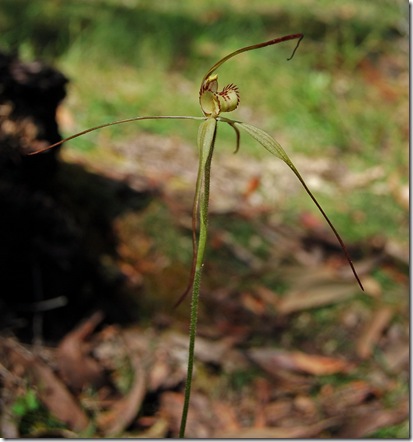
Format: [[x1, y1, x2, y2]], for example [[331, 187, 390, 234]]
[[293, 394, 318, 418], [246, 351, 312, 394], [320, 380, 377, 416], [159, 391, 184, 436], [382, 341, 409, 373], [241, 291, 267, 315], [264, 400, 293, 425], [338, 401, 409, 438], [160, 391, 212, 438], [1, 338, 89, 432], [97, 353, 146, 436], [291, 351, 354, 375], [215, 417, 340, 438], [384, 239, 409, 266], [56, 311, 105, 391], [356, 306, 393, 359], [148, 352, 172, 391], [278, 283, 357, 314], [146, 340, 188, 391], [135, 417, 169, 438], [253, 285, 280, 310], [211, 401, 240, 433], [253, 378, 271, 427], [165, 331, 236, 367], [248, 348, 354, 376], [242, 175, 260, 201]]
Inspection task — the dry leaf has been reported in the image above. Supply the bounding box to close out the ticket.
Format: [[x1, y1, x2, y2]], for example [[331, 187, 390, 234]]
[[248, 348, 354, 376], [97, 354, 146, 436], [264, 400, 294, 425], [148, 353, 171, 391], [278, 283, 357, 314], [338, 401, 409, 438], [216, 417, 340, 438], [291, 351, 354, 375], [356, 306, 393, 359], [160, 391, 211, 438], [2, 338, 89, 432], [135, 417, 169, 438], [165, 331, 236, 367], [293, 394, 318, 417], [56, 311, 105, 390], [253, 378, 271, 427], [320, 380, 377, 416], [384, 239, 409, 266], [159, 391, 184, 436], [211, 401, 240, 433], [382, 341, 409, 373]]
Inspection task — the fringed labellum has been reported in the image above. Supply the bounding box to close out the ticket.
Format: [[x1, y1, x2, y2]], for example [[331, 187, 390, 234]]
[[200, 74, 240, 117]]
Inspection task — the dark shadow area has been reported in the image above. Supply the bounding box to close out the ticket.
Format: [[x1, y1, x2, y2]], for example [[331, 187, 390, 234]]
[[0, 51, 153, 342]]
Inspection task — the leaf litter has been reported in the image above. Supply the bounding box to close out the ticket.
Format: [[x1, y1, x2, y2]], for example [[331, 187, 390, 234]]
[[0, 136, 409, 438], [1, 119, 408, 438]]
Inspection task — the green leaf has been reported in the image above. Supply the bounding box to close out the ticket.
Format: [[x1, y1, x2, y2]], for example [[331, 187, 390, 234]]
[[234, 121, 292, 164], [235, 121, 364, 291], [198, 117, 218, 172], [12, 390, 39, 416]]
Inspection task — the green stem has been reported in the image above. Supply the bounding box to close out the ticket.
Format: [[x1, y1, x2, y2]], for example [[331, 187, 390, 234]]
[[179, 119, 217, 438]]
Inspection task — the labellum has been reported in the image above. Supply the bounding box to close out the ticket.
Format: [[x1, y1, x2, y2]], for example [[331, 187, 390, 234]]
[[199, 74, 240, 117]]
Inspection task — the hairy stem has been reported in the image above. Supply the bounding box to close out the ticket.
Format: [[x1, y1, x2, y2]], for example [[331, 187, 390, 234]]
[[179, 118, 217, 438]]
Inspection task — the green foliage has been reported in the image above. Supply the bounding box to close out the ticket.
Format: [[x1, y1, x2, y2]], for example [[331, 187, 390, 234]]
[[11, 389, 39, 417], [12, 390, 67, 436], [226, 368, 262, 391], [368, 421, 409, 439]]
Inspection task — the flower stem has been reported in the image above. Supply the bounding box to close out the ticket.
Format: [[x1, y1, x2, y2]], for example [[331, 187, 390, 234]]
[[179, 118, 217, 438]]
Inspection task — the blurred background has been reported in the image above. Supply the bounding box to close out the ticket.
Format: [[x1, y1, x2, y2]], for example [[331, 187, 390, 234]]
[[0, 0, 408, 438]]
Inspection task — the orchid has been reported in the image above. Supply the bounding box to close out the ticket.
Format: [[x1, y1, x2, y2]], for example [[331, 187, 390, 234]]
[[30, 33, 363, 437]]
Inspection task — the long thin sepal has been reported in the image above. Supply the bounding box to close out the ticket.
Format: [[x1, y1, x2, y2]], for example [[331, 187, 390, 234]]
[[235, 121, 364, 291], [200, 34, 303, 92], [27, 115, 206, 155]]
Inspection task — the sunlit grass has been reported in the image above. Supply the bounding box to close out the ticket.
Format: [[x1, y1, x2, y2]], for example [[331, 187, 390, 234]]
[[0, 0, 407, 244]]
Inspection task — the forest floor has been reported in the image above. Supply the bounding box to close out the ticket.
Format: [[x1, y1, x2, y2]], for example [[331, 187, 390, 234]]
[[1, 130, 408, 437], [0, 0, 408, 438]]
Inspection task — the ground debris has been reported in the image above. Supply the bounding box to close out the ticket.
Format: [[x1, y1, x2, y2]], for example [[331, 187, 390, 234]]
[[1, 299, 409, 438], [0, 337, 90, 433]]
